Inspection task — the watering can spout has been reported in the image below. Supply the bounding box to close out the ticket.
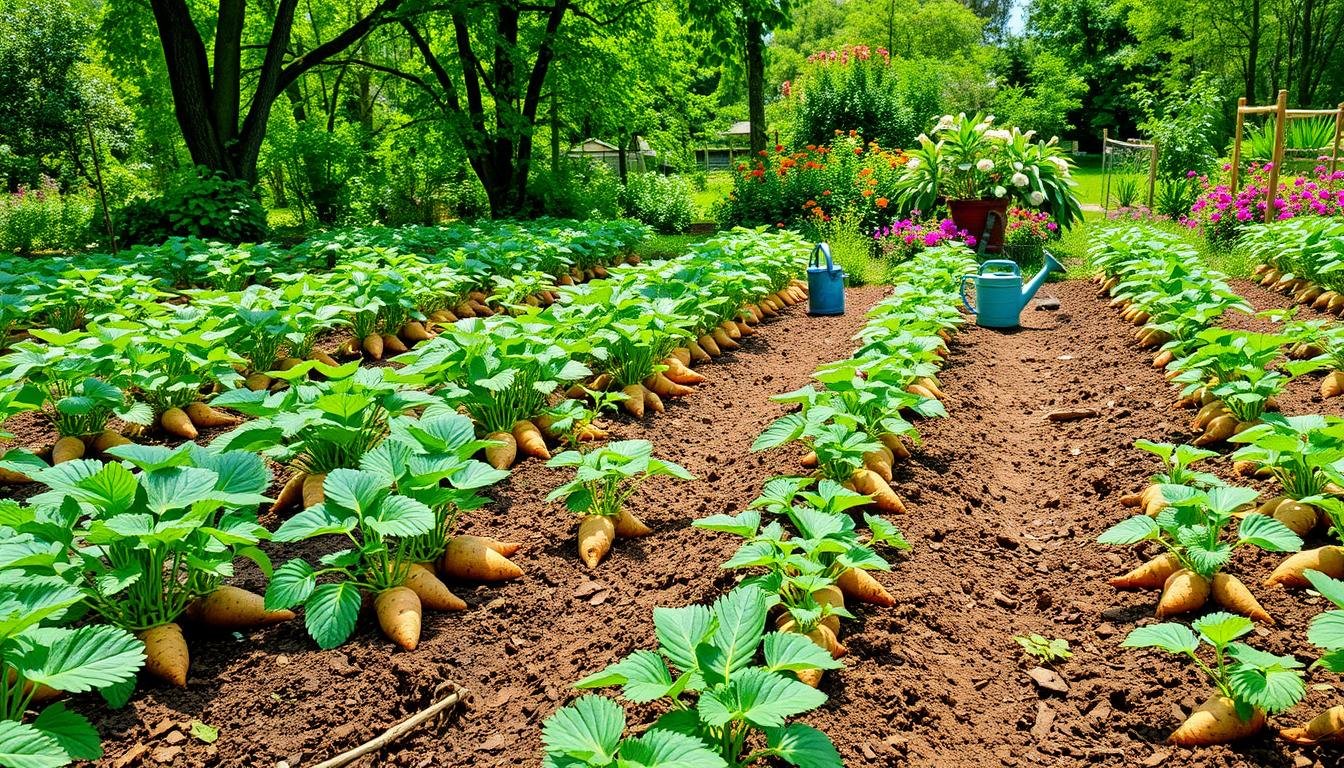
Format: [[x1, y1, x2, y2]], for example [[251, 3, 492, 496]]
[[1019, 252, 1063, 310]]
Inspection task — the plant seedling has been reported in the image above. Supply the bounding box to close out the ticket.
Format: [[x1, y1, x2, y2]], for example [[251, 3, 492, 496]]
[[1014, 634, 1072, 664]]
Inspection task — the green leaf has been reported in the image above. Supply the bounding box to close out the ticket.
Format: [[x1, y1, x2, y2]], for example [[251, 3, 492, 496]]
[[1122, 623, 1199, 656], [304, 582, 363, 650], [765, 723, 843, 768], [762, 632, 844, 673], [322, 468, 386, 514], [0, 721, 66, 768], [541, 696, 624, 764], [24, 625, 145, 693], [367, 495, 434, 539], [188, 721, 218, 744], [700, 587, 768, 682], [265, 559, 317, 611], [653, 604, 713, 674], [1097, 516, 1159, 546], [692, 511, 761, 537], [1304, 569, 1344, 610], [31, 703, 100, 761], [574, 650, 677, 703], [752, 414, 806, 452], [1227, 646, 1306, 714], [272, 504, 353, 542], [619, 728, 726, 768], [1237, 514, 1303, 553], [1192, 612, 1254, 648], [1308, 610, 1344, 651], [697, 667, 827, 729]]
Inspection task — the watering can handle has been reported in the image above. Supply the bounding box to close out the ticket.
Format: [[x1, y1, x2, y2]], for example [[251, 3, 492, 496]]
[[960, 275, 977, 314], [980, 259, 1021, 275], [810, 243, 834, 271]]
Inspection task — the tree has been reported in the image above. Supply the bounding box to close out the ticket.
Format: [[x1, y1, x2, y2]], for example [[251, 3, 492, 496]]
[[0, 0, 133, 190], [689, 0, 798, 155], [136, 0, 413, 184]]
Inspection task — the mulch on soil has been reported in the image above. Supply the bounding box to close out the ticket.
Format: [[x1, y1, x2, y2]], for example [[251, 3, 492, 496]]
[[28, 276, 1344, 768]]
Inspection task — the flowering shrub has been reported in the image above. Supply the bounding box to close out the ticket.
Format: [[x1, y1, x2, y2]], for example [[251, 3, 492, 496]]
[[1184, 161, 1344, 245], [892, 112, 1083, 229], [1004, 206, 1057, 246], [0, 176, 94, 254], [620, 173, 694, 233], [786, 44, 940, 151], [717, 133, 908, 235], [874, 217, 976, 262]]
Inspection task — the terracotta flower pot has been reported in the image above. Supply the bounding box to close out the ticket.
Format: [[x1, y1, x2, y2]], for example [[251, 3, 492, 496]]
[[948, 197, 1010, 253]]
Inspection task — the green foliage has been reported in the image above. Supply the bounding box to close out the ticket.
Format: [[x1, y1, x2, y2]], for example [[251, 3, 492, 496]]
[[531, 159, 623, 220], [991, 51, 1086, 139], [1124, 612, 1305, 716], [0, 179, 94, 255], [620, 173, 694, 233], [547, 440, 693, 518], [1014, 634, 1072, 663], [788, 46, 938, 151], [117, 168, 267, 247], [1135, 73, 1222, 180], [544, 586, 842, 768]]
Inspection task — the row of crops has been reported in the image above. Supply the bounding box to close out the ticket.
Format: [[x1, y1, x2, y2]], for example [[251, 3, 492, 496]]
[[1091, 221, 1344, 747], [0, 222, 820, 767], [539, 245, 977, 767]]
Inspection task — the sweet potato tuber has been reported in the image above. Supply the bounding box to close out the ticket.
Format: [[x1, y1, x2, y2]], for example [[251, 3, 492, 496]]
[[836, 568, 896, 607], [52, 436, 85, 464], [512, 420, 551, 460], [578, 515, 615, 568], [847, 469, 907, 513], [440, 536, 524, 581], [1279, 706, 1344, 746], [1109, 552, 1182, 590], [1265, 546, 1344, 588], [403, 563, 467, 611], [485, 431, 518, 469], [1211, 573, 1273, 624], [138, 623, 189, 687], [160, 407, 198, 440], [302, 472, 326, 509], [186, 585, 295, 628], [1168, 695, 1265, 746], [614, 508, 653, 538], [621, 384, 647, 418], [375, 586, 422, 650], [185, 402, 240, 428], [1156, 568, 1210, 618]]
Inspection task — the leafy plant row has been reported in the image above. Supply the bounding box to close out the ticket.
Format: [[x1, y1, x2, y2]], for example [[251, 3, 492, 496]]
[[1092, 224, 1344, 746], [0, 227, 808, 480], [0, 227, 812, 767], [538, 243, 978, 768]]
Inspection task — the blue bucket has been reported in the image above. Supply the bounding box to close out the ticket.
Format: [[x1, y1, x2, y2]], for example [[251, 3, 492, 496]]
[[807, 243, 845, 316]]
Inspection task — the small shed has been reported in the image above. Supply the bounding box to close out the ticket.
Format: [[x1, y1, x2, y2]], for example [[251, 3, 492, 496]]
[[696, 121, 753, 171], [566, 137, 656, 173]]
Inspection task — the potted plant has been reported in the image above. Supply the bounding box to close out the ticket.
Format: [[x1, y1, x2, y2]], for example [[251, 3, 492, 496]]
[[892, 113, 1082, 252]]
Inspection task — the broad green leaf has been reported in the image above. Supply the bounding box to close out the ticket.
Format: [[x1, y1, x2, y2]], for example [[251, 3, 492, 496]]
[[1097, 516, 1159, 546], [701, 587, 768, 681], [765, 723, 843, 768], [1192, 612, 1254, 648], [653, 604, 713, 674], [24, 625, 145, 693], [304, 582, 363, 650], [540, 696, 624, 764], [696, 667, 827, 729], [1237, 514, 1303, 553], [762, 632, 844, 673], [1304, 570, 1344, 610], [1122, 623, 1199, 655], [31, 703, 101, 761], [0, 721, 66, 768], [619, 728, 726, 768], [265, 559, 317, 611]]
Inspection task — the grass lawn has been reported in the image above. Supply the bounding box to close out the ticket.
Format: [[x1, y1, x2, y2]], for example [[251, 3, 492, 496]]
[[691, 171, 733, 221], [1070, 153, 1106, 207]]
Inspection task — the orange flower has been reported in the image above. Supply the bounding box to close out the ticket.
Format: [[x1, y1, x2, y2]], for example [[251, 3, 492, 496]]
[[806, 144, 817, 151], [858, 167, 873, 177], [751, 168, 764, 178], [853, 147, 863, 155], [861, 189, 874, 197], [834, 129, 842, 135], [866, 178, 878, 186], [875, 197, 889, 208], [804, 199, 816, 207], [758, 149, 768, 156], [822, 189, 832, 196], [848, 130, 858, 137]]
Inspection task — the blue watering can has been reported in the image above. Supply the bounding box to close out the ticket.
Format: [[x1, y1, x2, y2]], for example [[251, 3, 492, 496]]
[[959, 253, 1063, 328], [808, 243, 845, 316]]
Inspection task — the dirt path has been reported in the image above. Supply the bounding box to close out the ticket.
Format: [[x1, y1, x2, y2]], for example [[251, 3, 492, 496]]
[[88, 286, 891, 768], [800, 280, 1332, 768]]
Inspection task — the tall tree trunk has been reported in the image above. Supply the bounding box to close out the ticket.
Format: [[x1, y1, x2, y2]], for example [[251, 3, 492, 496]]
[[1246, 0, 1260, 103], [149, 0, 235, 175], [746, 17, 767, 156], [1299, 0, 1316, 105], [550, 93, 560, 175], [618, 131, 629, 184]]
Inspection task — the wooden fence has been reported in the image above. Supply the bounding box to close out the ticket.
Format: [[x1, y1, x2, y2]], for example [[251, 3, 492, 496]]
[[1231, 90, 1344, 222]]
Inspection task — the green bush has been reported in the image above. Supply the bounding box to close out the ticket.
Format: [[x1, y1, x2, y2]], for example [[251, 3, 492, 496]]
[[530, 158, 621, 219], [117, 168, 267, 246], [0, 176, 94, 253], [620, 173, 693, 233], [787, 45, 941, 151]]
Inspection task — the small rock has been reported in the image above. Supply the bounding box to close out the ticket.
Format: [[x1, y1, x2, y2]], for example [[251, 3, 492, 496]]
[[588, 590, 610, 606], [1027, 666, 1069, 695], [113, 745, 149, 768], [1095, 622, 1117, 639], [147, 719, 176, 739], [573, 580, 604, 598], [1043, 496, 1061, 509], [861, 743, 877, 760], [1030, 702, 1055, 740], [163, 731, 185, 745], [992, 591, 1018, 609], [1142, 751, 1169, 767], [1036, 297, 1061, 311], [1291, 755, 1313, 768], [149, 746, 182, 764], [996, 534, 1020, 550]]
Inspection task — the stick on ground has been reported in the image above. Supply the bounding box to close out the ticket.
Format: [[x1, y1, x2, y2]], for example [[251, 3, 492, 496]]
[[309, 685, 467, 768]]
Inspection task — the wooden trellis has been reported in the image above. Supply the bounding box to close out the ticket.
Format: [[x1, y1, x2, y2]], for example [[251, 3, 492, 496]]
[[1100, 129, 1158, 213], [1230, 89, 1344, 222]]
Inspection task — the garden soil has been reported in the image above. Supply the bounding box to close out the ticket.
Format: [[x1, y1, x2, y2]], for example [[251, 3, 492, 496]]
[[57, 280, 1344, 767]]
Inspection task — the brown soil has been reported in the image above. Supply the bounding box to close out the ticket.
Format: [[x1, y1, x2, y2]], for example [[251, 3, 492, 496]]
[[39, 278, 1344, 768]]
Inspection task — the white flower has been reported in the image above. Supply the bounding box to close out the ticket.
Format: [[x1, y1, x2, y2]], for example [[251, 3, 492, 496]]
[[1011, 172, 1029, 187], [984, 115, 995, 124], [976, 159, 994, 172], [993, 185, 1007, 198], [986, 129, 1011, 141], [1023, 129, 1037, 140], [1049, 157, 1070, 173], [908, 158, 921, 170], [974, 122, 990, 132], [916, 133, 929, 143], [1029, 191, 1046, 205]]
